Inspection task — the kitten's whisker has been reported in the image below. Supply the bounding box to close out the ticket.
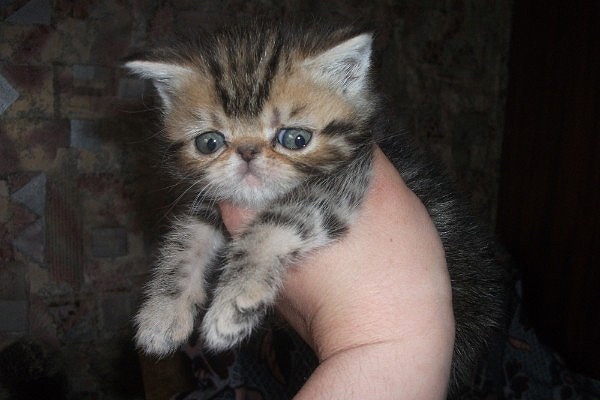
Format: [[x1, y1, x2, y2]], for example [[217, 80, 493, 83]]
[[189, 181, 220, 215], [155, 138, 188, 168], [125, 125, 170, 145], [158, 179, 204, 224], [188, 181, 213, 213]]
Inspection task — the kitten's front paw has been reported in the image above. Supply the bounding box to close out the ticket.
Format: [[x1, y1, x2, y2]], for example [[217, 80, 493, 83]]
[[134, 297, 196, 357], [201, 281, 273, 351]]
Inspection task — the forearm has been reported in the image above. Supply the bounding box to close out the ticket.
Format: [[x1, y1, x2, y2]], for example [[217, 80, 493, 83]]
[[294, 339, 451, 400]]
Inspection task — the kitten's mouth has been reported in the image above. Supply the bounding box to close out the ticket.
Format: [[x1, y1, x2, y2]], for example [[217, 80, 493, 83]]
[[241, 171, 262, 187], [237, 163, 263, 187]]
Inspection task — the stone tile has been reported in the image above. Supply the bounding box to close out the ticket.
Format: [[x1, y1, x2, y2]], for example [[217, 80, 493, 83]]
[[35, 280, 75, 301], [59, 94, 115, 119], [84, 259, 136, 292], [0, 300, 28, 332], [5, 0, 51, 25], [101, 293, 132, 331], [72, 64, 97, 81], [148, 4, 174, 43], [28, 296, 59, 346], [10, 172, 46, 216], [6, 173, 37, 200], [0, 261, 27, 300], [51, 19, 93, 64], [46, 296, 97, 342], [91, 227, 128, 258], [46, 166, 84, 288], [87, 1, 136, 65], [52, 0, 95, 20], [12, 217, 45, 265], [0, 180, 8, 223], [0, 72, 19, 114], [27, 262, 49, 295], [0, 0, 17, 9], [0, 222, 14, 266], [0, 24, 57, 64], [0, 64, 53, 118], [73, 64, 111, 81], [62, 306, 97, 342], [0, 119, 70, 171], [0, 123, 21, 174], [8, 200, 37, 241], [173, 10, 222, 39], [72, 64, 112, 91], [57, 64, 113, 100], [70, 119, 102, 150], [77, 174, 130, 226], [117, 78, 146, 100]]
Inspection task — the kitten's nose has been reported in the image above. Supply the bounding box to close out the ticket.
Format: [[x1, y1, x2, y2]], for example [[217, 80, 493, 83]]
[[236, 144, 261, 162]]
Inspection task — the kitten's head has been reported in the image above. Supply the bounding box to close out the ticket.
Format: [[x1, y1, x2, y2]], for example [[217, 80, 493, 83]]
[[125, 23, 376, 207]]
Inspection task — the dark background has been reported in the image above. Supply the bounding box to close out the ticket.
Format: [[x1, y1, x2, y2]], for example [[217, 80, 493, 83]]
[[0, 0, 597, 399], [497, 0, 600, 383]]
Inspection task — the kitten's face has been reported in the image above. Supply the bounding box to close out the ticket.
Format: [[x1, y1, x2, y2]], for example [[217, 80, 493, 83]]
[[126, 28, 374, 206]]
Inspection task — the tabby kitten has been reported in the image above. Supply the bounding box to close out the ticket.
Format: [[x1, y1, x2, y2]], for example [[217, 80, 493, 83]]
[[125, 23, 507, 395]]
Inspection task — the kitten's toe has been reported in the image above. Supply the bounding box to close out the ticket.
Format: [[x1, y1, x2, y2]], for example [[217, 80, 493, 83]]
[[134, 297, 196, 356], [135, 323, 179, 356], [201, 294, 267, 351]]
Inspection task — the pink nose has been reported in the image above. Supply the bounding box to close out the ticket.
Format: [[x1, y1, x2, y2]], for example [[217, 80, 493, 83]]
[[236, 144, 261, 162]]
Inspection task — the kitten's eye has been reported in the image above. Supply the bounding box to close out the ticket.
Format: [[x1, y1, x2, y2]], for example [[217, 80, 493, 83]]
[[277, 128, 312, 150], [195, 131, 225, 154]]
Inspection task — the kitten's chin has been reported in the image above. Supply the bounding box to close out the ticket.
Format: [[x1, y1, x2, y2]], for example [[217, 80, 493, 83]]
[[229, 185, 279, 208], [206, 162, 301, 207], [226, 173, 296, 208], [241, 173, 262, 188]]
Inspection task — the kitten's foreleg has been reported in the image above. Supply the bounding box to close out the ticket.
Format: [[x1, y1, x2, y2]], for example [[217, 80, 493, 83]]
[[201, 206, 350, 351], [135, 215, 225, 356]]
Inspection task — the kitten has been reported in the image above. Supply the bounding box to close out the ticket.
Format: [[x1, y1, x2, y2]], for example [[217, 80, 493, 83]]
[[125, 22, 508, 395]]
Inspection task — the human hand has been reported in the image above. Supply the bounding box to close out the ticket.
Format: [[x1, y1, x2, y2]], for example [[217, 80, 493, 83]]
[[219, 146, 454, 399]]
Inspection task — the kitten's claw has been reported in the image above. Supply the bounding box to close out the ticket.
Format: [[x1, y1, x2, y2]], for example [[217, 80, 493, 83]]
[[134, 297, 195, 357], [201, 281, 272, 351]]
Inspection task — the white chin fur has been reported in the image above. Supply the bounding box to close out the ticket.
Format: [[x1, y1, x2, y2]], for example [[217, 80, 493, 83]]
[[205, 158, 300, 207], [227, 182, 282, 207]]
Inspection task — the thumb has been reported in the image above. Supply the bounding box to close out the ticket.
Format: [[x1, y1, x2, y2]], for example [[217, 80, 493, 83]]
[[218, 201, 257, 235]]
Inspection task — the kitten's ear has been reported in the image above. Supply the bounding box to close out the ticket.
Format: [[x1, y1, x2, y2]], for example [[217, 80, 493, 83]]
[[123, 60, 194, 110], [303, 33, 373, 97]]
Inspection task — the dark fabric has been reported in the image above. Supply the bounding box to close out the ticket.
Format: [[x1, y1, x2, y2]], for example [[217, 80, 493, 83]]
[[178, 326, 317, 400], [459, 281, 600, 400], [178, 281, 600, 400]]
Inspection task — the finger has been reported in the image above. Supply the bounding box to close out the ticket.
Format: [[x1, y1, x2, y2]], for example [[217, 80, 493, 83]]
[[218, 201, 257, 235]]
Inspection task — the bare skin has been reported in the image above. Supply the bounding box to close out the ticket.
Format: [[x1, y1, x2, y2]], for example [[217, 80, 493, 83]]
[[219, 147, 454, 399]]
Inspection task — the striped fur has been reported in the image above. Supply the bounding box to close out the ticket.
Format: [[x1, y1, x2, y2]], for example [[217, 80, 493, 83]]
[[126, 21, 508, 397]]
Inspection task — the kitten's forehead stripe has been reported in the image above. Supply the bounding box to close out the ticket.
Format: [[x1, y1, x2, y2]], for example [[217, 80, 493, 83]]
[[209, 112, 221, 129], [321, 121, 357, 136], [165, 140, 186, 154], [289, 105, 307, 118], [271, 107, 281, 128], [345, 131, 372, 149], [206, 31, 284, 117], [322, 211, 349, 239], [163, 140, 187, 167]]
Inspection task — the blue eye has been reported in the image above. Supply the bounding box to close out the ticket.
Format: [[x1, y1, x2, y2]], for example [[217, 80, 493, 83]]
[[195, 131, 225, 154], [277, 128, 312, 150]]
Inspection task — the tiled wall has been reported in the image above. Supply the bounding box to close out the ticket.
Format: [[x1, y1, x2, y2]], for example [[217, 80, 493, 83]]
[[0, 0, 511, 398]]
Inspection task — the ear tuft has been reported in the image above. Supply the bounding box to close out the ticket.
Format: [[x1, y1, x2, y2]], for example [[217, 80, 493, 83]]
[[303, 33, 373, 97], [123, 60, 194, 110]]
